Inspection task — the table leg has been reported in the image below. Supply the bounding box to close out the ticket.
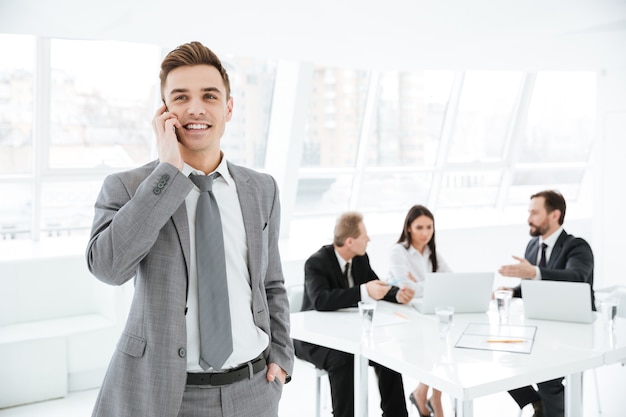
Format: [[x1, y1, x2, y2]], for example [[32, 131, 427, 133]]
[[565, 372, 583, 417], [454, 398, 473, 417], [354, 353, 368, 417]]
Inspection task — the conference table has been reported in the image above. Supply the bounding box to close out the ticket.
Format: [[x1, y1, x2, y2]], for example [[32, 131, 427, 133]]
[[290, 299, 623, 417]]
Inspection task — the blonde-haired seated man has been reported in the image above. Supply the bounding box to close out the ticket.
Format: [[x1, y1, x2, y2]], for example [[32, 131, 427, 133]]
[[294, 211, 415, 417]]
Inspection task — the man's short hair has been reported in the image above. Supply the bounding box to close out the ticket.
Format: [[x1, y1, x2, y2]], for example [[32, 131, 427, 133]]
[[532, 190, 566, 225], [159, 41, 231, 101], [333, 211, 363, 247]]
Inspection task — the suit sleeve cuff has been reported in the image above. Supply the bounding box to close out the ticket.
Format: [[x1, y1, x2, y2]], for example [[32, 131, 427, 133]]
[[360, 284, 373, 302]]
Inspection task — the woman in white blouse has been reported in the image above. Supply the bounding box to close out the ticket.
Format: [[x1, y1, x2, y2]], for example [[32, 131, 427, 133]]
[[387, 205, 451, 417]]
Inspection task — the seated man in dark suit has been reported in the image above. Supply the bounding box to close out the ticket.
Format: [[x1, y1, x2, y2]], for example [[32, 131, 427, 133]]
[[294, 211, 415, 417], [499, 190, 594, 417]]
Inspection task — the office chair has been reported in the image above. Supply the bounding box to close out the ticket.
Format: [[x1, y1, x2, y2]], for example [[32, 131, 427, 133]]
[[287, 284, 329, 417]]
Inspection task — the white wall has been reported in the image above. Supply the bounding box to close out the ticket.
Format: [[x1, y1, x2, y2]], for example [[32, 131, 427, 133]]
[[593, 69, 626, 291]]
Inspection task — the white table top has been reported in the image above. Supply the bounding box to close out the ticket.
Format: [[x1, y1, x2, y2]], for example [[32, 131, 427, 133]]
[[290, 309, 363, 355], [290, 298, 616, 402]]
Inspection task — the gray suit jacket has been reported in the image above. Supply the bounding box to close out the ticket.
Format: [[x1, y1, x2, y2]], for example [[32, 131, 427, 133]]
[[86, 160, 293, 417]]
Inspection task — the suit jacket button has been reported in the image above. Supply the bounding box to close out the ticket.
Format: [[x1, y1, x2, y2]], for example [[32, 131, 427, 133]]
[[178, 348, 186, 358], [153, 188, 161, 195]]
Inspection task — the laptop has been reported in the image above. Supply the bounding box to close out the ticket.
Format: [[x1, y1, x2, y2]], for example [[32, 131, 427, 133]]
[[522, 280, 594, 323], [412, 272, 495, 314]]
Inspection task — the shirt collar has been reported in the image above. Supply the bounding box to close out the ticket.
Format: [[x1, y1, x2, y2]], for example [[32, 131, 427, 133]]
[[408, 244, 431, 257], [540, 226, 563, 248], [334, 249, 349, 270], [183, 154, 234, 187]]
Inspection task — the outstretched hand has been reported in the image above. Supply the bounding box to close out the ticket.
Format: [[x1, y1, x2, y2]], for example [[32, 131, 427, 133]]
[[498, 256, 537, 279]]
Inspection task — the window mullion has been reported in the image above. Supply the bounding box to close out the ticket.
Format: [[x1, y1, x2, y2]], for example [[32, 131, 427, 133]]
[[428, 71, 464, 210], [496, 72, 536, 209], [349, 70, 380, 210], [32, 37, 52, 241]]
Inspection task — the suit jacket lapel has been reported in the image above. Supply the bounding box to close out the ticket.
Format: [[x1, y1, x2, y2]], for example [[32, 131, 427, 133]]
[[548, 230, 568, 267], [351, 258, 363, 286], [228, 163, 259, 284], [324, 245, 347, 288], [526, 238, 540, 265]]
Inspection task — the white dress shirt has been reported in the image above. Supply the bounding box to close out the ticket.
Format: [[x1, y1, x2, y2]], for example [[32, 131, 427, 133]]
[[534, 226, 563, 280], [334, 250, 372, 302], [183, 157, 268, 372]]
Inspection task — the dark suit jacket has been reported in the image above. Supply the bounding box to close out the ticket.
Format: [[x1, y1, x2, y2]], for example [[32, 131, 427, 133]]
[[294, 244, 399, 363], [514, 229, 595, 309]]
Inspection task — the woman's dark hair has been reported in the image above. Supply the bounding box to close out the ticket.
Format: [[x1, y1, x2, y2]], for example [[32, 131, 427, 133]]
[[397, 205, 439, 272]]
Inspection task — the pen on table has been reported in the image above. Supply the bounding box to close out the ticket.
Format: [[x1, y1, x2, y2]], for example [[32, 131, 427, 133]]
[[394, 312, 408, 320], [486, 338, 526, 343]]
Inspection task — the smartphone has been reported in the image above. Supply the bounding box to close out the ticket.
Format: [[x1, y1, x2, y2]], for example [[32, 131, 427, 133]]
[[163, 101, 180, 142]]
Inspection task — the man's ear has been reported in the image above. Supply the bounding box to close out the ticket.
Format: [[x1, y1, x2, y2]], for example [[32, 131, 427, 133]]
[[226, 97, 234, 120]]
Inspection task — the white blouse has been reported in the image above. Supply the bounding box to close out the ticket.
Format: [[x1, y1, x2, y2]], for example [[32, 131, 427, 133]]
[[386, 242, 451, 297]]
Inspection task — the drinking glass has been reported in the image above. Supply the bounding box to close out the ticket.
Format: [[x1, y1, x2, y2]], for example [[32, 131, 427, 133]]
[[435, 305, 454, 338], [494, 289, 514, 325], [357, 301, 376, 335]]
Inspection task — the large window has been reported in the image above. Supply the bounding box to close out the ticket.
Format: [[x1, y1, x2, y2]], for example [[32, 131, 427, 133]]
[[0, 34, 34, 176], [0, 35, 278, 239], [49, 39, 160, 170], [293, 66, 596, 230], [0, 34, 597, 240], [449, 71, 524, 164], [221, 57, 276, 169], [507, 72, 596, 204], [0, 34, 35, 238]]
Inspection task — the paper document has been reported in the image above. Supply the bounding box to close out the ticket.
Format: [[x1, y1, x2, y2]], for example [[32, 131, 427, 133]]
[[455, 323, 537, 354], [374, 311, 410, 327]]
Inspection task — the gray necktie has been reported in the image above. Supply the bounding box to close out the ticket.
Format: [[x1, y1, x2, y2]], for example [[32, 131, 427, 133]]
[[190, 172, 233, 370]]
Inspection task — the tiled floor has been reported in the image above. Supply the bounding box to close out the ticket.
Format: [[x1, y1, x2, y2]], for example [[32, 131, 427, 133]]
[[0, 359, 608, 417]]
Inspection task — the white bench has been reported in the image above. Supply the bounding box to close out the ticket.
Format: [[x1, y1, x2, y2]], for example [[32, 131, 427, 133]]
[[0, 314, 115, 408], [0, 249, 124, 408]]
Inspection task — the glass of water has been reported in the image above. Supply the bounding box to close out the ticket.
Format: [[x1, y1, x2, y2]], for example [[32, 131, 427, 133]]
[[494, 289, 514, 325], [601, 297, 619, 331], [357, 301, 376, 335], [435, 305, 454, 338]]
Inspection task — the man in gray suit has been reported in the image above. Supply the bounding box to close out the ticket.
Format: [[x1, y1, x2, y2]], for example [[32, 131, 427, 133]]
[[499, 190, 594, 417], [86, 41, 293, 417]]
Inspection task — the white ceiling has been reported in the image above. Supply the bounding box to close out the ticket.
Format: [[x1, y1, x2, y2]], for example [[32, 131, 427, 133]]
[[1, 0, 625, 70]]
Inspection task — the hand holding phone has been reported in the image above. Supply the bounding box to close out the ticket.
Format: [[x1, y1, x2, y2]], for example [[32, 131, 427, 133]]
[[152, 104, 183, 170]]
